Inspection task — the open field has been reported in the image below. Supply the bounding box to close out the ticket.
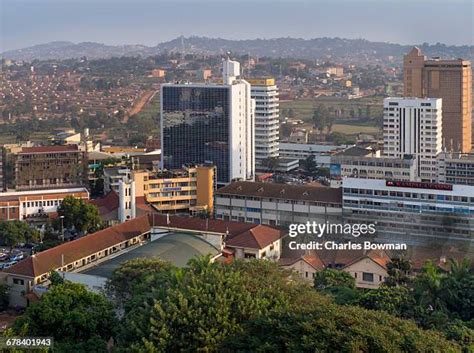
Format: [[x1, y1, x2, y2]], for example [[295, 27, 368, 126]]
[[280, 96, 384, 121]]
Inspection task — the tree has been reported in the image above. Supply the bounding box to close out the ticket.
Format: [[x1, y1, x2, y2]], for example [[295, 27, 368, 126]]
[[312, 104, 329, 133], [0, 221, 40, 249], [261, 157, 280, 172], [12, 282, 117, 351], [56, 196, 102, 234], [358, 284, 412, 316], [48, 270, 64, 286], [385, 258, 412, 287], [300, 155, 318, 175], [314, 269, 355, 289], [223, 304, 459, 353], [0, 283, 9, 311]]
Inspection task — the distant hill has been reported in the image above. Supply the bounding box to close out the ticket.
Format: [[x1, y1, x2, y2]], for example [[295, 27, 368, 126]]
[[2, 37, 473, 64], [1, 41, 156, 61]]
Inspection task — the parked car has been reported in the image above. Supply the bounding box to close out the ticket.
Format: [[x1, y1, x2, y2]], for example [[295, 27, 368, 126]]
[[0, 261, 17, 269], [0, 253, 9, 262], [9, 253, 24, 262]]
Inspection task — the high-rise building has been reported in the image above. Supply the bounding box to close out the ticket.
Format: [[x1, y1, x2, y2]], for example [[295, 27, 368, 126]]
[[247, 78, 279, 164], [383, 97, 442, 182], [403, 47, 472, 153], [161, 60, 255, 185]]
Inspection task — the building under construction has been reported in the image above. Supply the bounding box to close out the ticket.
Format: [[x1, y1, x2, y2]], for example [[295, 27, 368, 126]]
[[13, 145, 87, 191]]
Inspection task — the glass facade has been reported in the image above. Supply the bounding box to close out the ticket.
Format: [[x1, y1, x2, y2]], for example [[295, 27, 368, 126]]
[[162, 85, 230, 183]]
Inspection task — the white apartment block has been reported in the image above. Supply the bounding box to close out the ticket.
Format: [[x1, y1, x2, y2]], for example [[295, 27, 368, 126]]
[[383, 97, 442, 182], [247, 79, 279, 164]]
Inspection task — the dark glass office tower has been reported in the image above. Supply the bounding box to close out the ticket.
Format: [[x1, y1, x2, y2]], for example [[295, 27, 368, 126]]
[[161, 85, 230, 183]]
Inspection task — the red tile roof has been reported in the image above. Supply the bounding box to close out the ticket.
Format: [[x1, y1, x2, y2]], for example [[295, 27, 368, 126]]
[[225, 225, 282, 249], [149, 214, 258, 237], [4, 214, 283, 278], [90, 191, 120, 220], [4, 215, 151, 278], [279, 251, 325, 271]]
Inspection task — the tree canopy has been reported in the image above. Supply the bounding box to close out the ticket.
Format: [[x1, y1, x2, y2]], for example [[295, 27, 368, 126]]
[[56, 196, 102, 234], [0, 221, 40, 248], [13, 282, 117, 352]]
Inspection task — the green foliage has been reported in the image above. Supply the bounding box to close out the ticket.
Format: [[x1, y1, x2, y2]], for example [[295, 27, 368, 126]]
[[386, 258, 412, 287], [0, 283, 9, 311], [224, 304, 459, 353], [0, 221, 40, 248], [358, 284, 412, 316], [48, 270, 64, 286], [312, 104, 330, 133], [299, 155, 318, 175], [354, 258, 474, 349], [56, 196, 102, 234], [314, 268, 356, 289], [102, 258, 459, 352], [13, 282, 117, 352]]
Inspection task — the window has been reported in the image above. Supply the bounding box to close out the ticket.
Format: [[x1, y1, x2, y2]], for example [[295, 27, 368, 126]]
[[13, 278, 24, 285], [362, 272, 374, 282]]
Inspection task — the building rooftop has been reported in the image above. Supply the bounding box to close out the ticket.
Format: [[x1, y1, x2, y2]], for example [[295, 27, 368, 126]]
[[333, 146, 375, 157], [4, 215, 151, 278], [81, 232, 220, 277], [4, 214, 283, 278], [225, 225, 282, 249], [19, 145, 80, 154], [216, 181, 342, 204]]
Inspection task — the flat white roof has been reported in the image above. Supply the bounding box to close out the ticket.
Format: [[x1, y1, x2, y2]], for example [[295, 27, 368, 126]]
[[342, 178, 474, 197], [0, 187, 89, 198]]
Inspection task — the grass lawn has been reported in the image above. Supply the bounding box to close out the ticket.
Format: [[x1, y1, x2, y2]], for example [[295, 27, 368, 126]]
[[331, 124, 380, 134], [280, 96, 384, 121]]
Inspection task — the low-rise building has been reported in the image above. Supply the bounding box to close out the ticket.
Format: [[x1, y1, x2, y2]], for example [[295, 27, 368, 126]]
[[215, 181, 342, 226], [12, 145, 87, 191], [280, 247, 390, 289], [330, 155, 418, 181], [0, 188, 89, 221], [437, 152, 474, 186], [342, 178, 474, 244], [103, 167, 131, 193], [133, 165, 215, 214], [1, 214, 283, 307]]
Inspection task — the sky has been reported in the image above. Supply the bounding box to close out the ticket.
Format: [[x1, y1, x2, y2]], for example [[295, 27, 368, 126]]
[[1, 0, 473, 52]]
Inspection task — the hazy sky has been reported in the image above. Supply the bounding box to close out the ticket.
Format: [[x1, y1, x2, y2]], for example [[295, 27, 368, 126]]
[[1, 0, 473, 52]]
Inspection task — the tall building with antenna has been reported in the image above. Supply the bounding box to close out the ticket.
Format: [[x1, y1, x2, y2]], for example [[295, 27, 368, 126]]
[[161, 59, 255, 185]]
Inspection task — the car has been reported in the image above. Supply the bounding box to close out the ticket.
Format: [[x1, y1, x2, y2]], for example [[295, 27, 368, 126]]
[[0, 254, 9, 262], [9, 253, 24, 262], [2, 261, 17, 269]]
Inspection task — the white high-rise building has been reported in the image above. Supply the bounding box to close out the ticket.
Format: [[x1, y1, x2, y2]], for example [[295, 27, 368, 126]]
[[247, 79, 280, 164], [161, 59, 255, 185], [383, 97, 442, 182]]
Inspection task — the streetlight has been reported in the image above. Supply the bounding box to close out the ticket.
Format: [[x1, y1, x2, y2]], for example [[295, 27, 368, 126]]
[[60, 216, 65, 242]]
